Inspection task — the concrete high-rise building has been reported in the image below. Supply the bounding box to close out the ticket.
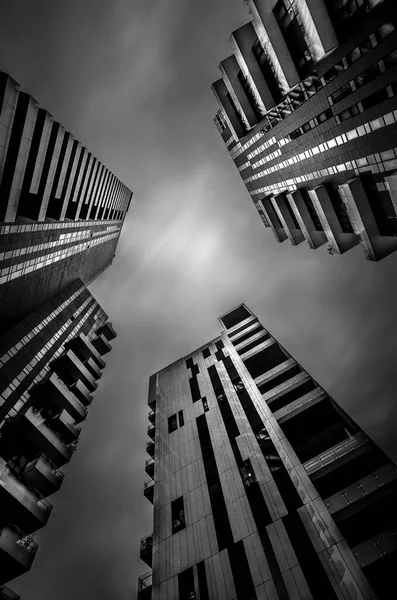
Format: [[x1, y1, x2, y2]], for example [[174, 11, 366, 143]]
[[0, 72, 130, 594], [212, 0, 397, 261], [0, 71, 132, 334], [139, 305, 397, 600], [0, 279, 117, 592]]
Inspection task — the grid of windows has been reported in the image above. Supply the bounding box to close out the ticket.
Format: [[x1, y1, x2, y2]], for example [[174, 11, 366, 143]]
[[0, 230, 120, 286], [244, 108, 397, 185], [251, 141, 397, 198], [0, 298, 99, 416]]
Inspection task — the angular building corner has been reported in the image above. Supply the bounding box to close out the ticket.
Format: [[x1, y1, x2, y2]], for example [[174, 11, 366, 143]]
[[0, 70, 133, 334], [212, 0, 397, 261], [0, 71, 131, 593], [139, 304, 397, 599]]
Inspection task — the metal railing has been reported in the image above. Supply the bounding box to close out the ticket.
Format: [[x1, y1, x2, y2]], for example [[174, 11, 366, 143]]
[[138, 571, 152, 591], [304, 432, 368, 475], [144, 480, 154, 492]]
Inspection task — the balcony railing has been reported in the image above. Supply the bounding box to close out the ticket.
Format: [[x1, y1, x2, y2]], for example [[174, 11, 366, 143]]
[[143, 480, 154, 504], [148, 411, 155, 425], [145, 458, 154, 479], [20, 453, 64, 497], [140, 534, 153, 568], [147, 425, 155, 440], [138, 571, 152, 600], [304, 432, 369, 476], [146, 441, 154, 458]]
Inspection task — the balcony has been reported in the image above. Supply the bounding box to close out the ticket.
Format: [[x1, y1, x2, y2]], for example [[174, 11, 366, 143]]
[[30, 373, 87, 424], [0, 586, 21, 599], [144, 480, 154, 504], [15, 408, 71, 467], [279, 396, 362, 465], [145, 458, 154, 480], [0, 458, 52, 534], [138, 571, 152, 600], [96, 322, 117, 341], [65, 334, 105, 370], [273, 387, 326, 423], [140, 534, 153, 568], [50, 350, 98, 393], [20, 453, 64, 497], [147, 425, 155, 440], [69, 379, 93, 407], [304, 433, 370, 477], [148, 411, 155, 425], [82, 356, 102, 381], [325, 464, 397, 516], [146, 441, 154, 459], [0, 527, 38, 585], [49, 410, 81, 444], [91, 334, 112, 356]]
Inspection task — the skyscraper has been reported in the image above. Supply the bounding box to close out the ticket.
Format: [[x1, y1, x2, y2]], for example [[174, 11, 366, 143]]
[[139, 304, 397, 599], [0, 72, 131, 594], [0, 279, 117, 592], [212, 0, 397, 261], [0, 71, 132, 334]]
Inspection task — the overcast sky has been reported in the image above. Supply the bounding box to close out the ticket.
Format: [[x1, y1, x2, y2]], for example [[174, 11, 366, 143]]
[[1, 1, 397, 599]]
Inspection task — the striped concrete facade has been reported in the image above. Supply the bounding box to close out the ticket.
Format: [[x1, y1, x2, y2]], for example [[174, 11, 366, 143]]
[[0, 71, 132, 334], [0, 72, 131, 223], [212, 0, 397, 261], [139, 305, 397, 600]]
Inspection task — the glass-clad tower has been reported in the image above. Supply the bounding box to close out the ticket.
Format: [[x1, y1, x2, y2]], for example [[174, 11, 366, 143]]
[[212, 0, 397, 262], [139, 305, 397, 600]]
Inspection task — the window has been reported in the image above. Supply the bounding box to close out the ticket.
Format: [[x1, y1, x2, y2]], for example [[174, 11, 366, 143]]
[[178, 567, 196, 600], [178, 410, 184, 427], [189, 376, 201, 402], [239, 460, 257, 488], [171, 496, 185, 534], [185, 358, 193, 370], [168, 414, 177, 434], [197, 561, 209, 600], [202, 348, 211, 359], [330, 83, 353, 105]]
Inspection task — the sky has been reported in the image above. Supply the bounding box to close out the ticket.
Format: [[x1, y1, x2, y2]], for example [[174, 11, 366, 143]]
[[1, 1, 397, 599]]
